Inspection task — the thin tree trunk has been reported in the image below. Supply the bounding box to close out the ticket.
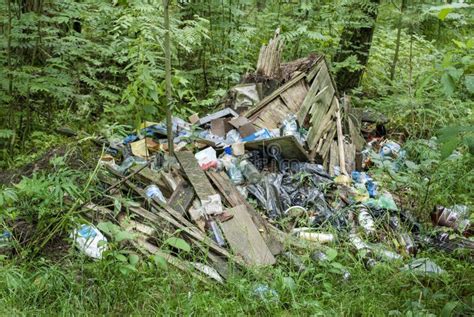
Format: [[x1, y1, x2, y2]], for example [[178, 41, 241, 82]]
[[408, 31, 413, 96], [389, 0, 407, 81], [163, 0, 174, 155], [334, 0, 380, 93], [6, 0, 13, 96]]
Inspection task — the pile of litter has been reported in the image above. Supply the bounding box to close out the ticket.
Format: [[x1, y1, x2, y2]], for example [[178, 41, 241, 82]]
[[72, 31, 472, 283]]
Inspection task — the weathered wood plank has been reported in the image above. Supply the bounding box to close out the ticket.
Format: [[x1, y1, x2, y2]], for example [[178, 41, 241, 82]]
[[329, 141, 339, 177], [244, 71, 307, 118], [206, 171, 283, 256], [280, 79, 308, 113], [305, 56, 325, 82], [307, 95, 337, 148], [344, 142, 356, 173], [168, 181, 195, 215], [317, 125, 337, 161], [175, 151, 217, 200], [219, 205, 276, 266]]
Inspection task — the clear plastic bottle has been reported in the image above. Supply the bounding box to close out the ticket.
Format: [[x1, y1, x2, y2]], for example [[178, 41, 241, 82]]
[[239, 159, 261, 184], [358, 208, 376, 235]]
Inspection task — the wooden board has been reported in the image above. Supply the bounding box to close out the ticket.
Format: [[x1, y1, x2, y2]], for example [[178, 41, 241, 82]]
[[175, 151, 217, 200], [244, 135, 309, 161], [280, 79, 308, 113], [219, 205, 276, 266], [245, 71, 307, 118], [206, 170, 283, 256], [307, 95, 337, 148], [297, 61, 334, 125], [329, 141, 339, 177], [344, 142, 356, 173], [316, 125, 336, 161], [168, 181, 195, 215]]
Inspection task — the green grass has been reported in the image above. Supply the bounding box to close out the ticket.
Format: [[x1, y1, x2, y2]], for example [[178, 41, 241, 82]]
[[0, 245, 472, 315]]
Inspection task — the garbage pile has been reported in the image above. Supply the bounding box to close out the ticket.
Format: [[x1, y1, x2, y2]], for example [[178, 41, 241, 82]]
[[76, 32, 472, 283]]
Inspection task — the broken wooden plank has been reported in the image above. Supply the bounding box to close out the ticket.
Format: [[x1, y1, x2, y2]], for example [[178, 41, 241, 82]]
[[245, 71, 307, 118], [316, 125, 337, 162], [206, 171, 283, 256], [344, 142, 356, 173], [307, 95, 337, 148], [250, 97, 292, 128], [219, 205, 276, 266], [175, 151, 217, 200], [297, 61, 334, 125], [305, 56, 325, 82], [280, 79, 308, 113], [168, 181, 195, 215], [329, 141, 339, 177], [335, 98, 348, 175]]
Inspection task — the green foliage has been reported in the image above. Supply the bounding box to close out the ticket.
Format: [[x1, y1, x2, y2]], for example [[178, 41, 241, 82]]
[[369, 138, 473, 220], [0, 154, 91, 253]]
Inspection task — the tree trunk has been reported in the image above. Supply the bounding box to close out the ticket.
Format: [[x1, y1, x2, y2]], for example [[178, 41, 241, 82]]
[[389, 0, 407, 81], [333, 0, 380, 93], [163, 0, 174, 155]]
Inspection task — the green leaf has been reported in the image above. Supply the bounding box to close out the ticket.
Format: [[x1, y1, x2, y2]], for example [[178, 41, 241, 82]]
[[464, 75, 474, 94], [438, 8, 453, 21], [447, 68, 463, 82], [441, 73, 456, 96], [152, 254, 168, 269], [115, 253, 128, 262], [165, 237, 191, 252], [115, 231, 134, 242], [282, 276, 296, 290], [149, 90, 159, 103], [129, 254, 139, 266], [325, 248, 338, 262], [440, 301, 457, 317]]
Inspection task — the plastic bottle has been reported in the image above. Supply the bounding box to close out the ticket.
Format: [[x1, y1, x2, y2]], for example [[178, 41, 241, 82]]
[[358, 209, 376, 235], [226, 158, 244, 185], [400, 232, 417, 255], [145, 185, 166, 204], [208, 220, 226, 247], [239, 159, 261, 184]]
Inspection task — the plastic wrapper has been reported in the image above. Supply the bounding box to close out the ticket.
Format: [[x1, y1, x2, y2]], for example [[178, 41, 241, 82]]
[[225, 129, 242, 145], [199, 130, 226, 147], [432, 205, 471, 234], [280, 114, 303, 144]]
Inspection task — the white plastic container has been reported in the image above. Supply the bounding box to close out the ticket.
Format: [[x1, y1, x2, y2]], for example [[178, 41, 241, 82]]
[[72, 224, 107, 259]]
